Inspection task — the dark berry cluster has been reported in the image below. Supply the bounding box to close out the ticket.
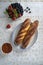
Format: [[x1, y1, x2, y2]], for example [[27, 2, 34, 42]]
[[11, 3, 23, 15], [6, 3, 23, 20]]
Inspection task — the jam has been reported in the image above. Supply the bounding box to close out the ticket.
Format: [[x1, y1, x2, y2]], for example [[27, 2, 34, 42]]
[[2, 43, 12, 53]]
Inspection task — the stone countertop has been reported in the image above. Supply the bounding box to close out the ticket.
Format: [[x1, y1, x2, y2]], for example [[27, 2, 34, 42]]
[[0, 2, 43, 65]]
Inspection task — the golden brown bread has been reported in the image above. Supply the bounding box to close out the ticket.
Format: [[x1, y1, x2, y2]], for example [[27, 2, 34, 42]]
[[21, 20, 39, 48], [15, 18, 31, 45]]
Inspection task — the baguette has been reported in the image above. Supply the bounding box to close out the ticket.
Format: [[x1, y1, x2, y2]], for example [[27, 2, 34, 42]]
[[21, 20, 39, 48], [15, 18, 31, 45]]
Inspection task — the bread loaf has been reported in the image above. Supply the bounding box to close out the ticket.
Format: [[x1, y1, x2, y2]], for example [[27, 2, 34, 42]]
[[15, 19, 31, 45], [21, 20, 39, 48]]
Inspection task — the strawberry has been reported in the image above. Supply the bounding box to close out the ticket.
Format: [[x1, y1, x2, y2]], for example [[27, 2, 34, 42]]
[[6, 24, 11, 29], [9, 11, 12, 15], [8, 5, 12, 11], [12, 17, 16, 20]]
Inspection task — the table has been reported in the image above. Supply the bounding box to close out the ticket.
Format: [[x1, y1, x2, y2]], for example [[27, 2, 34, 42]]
[[0, 2, 43, 65]]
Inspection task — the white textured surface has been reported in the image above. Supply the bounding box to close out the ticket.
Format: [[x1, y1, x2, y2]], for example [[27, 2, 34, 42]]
[[0, 2, 43, 65]]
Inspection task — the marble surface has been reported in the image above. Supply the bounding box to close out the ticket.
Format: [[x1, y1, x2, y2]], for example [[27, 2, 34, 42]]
[[0, 2, 43, 65]]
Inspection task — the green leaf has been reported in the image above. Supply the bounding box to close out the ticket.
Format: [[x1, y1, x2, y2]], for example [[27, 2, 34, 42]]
[[8, 16, 12, 18], [4, 10, 8, 14], [12, 9, 18, 18]]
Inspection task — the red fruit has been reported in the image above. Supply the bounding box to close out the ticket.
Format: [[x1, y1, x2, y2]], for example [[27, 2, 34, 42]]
[[12, 17, 16, 20], [8, 5, 12, 11], [19, 14, 22, 17], [9, 12, 12, 15], [6, 24, 11, 29], [12, 14, 15, 17]]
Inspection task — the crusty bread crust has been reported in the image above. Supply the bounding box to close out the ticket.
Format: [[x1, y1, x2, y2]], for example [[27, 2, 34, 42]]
[[15, 19, 31, 45], [21, 20, 39, 48]]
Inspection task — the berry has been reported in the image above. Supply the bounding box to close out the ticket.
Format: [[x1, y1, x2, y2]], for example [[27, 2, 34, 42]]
[[6, 24, 11, 29], [29, 11, 31, 13], [12, 17, 16, 20], [26, 7, 29, 9], [19, 14, 22, 17], [9, 11, 12, 15], [8, 12, 13, 18], [8, 5, 12, 11]]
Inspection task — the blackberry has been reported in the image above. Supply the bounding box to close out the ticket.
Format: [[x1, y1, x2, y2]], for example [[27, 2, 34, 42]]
[[17, 8, 20, 14], [11, 3, 23, 15], [11, 3, 20, 8], [11, 3, 16, 8]]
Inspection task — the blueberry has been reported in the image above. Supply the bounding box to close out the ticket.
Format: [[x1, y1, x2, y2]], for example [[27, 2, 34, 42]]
[[11, 3, 15, 8], [26, 7, 29, 9], [29, 11, 31, 13], [26, 7, 30, 10]]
